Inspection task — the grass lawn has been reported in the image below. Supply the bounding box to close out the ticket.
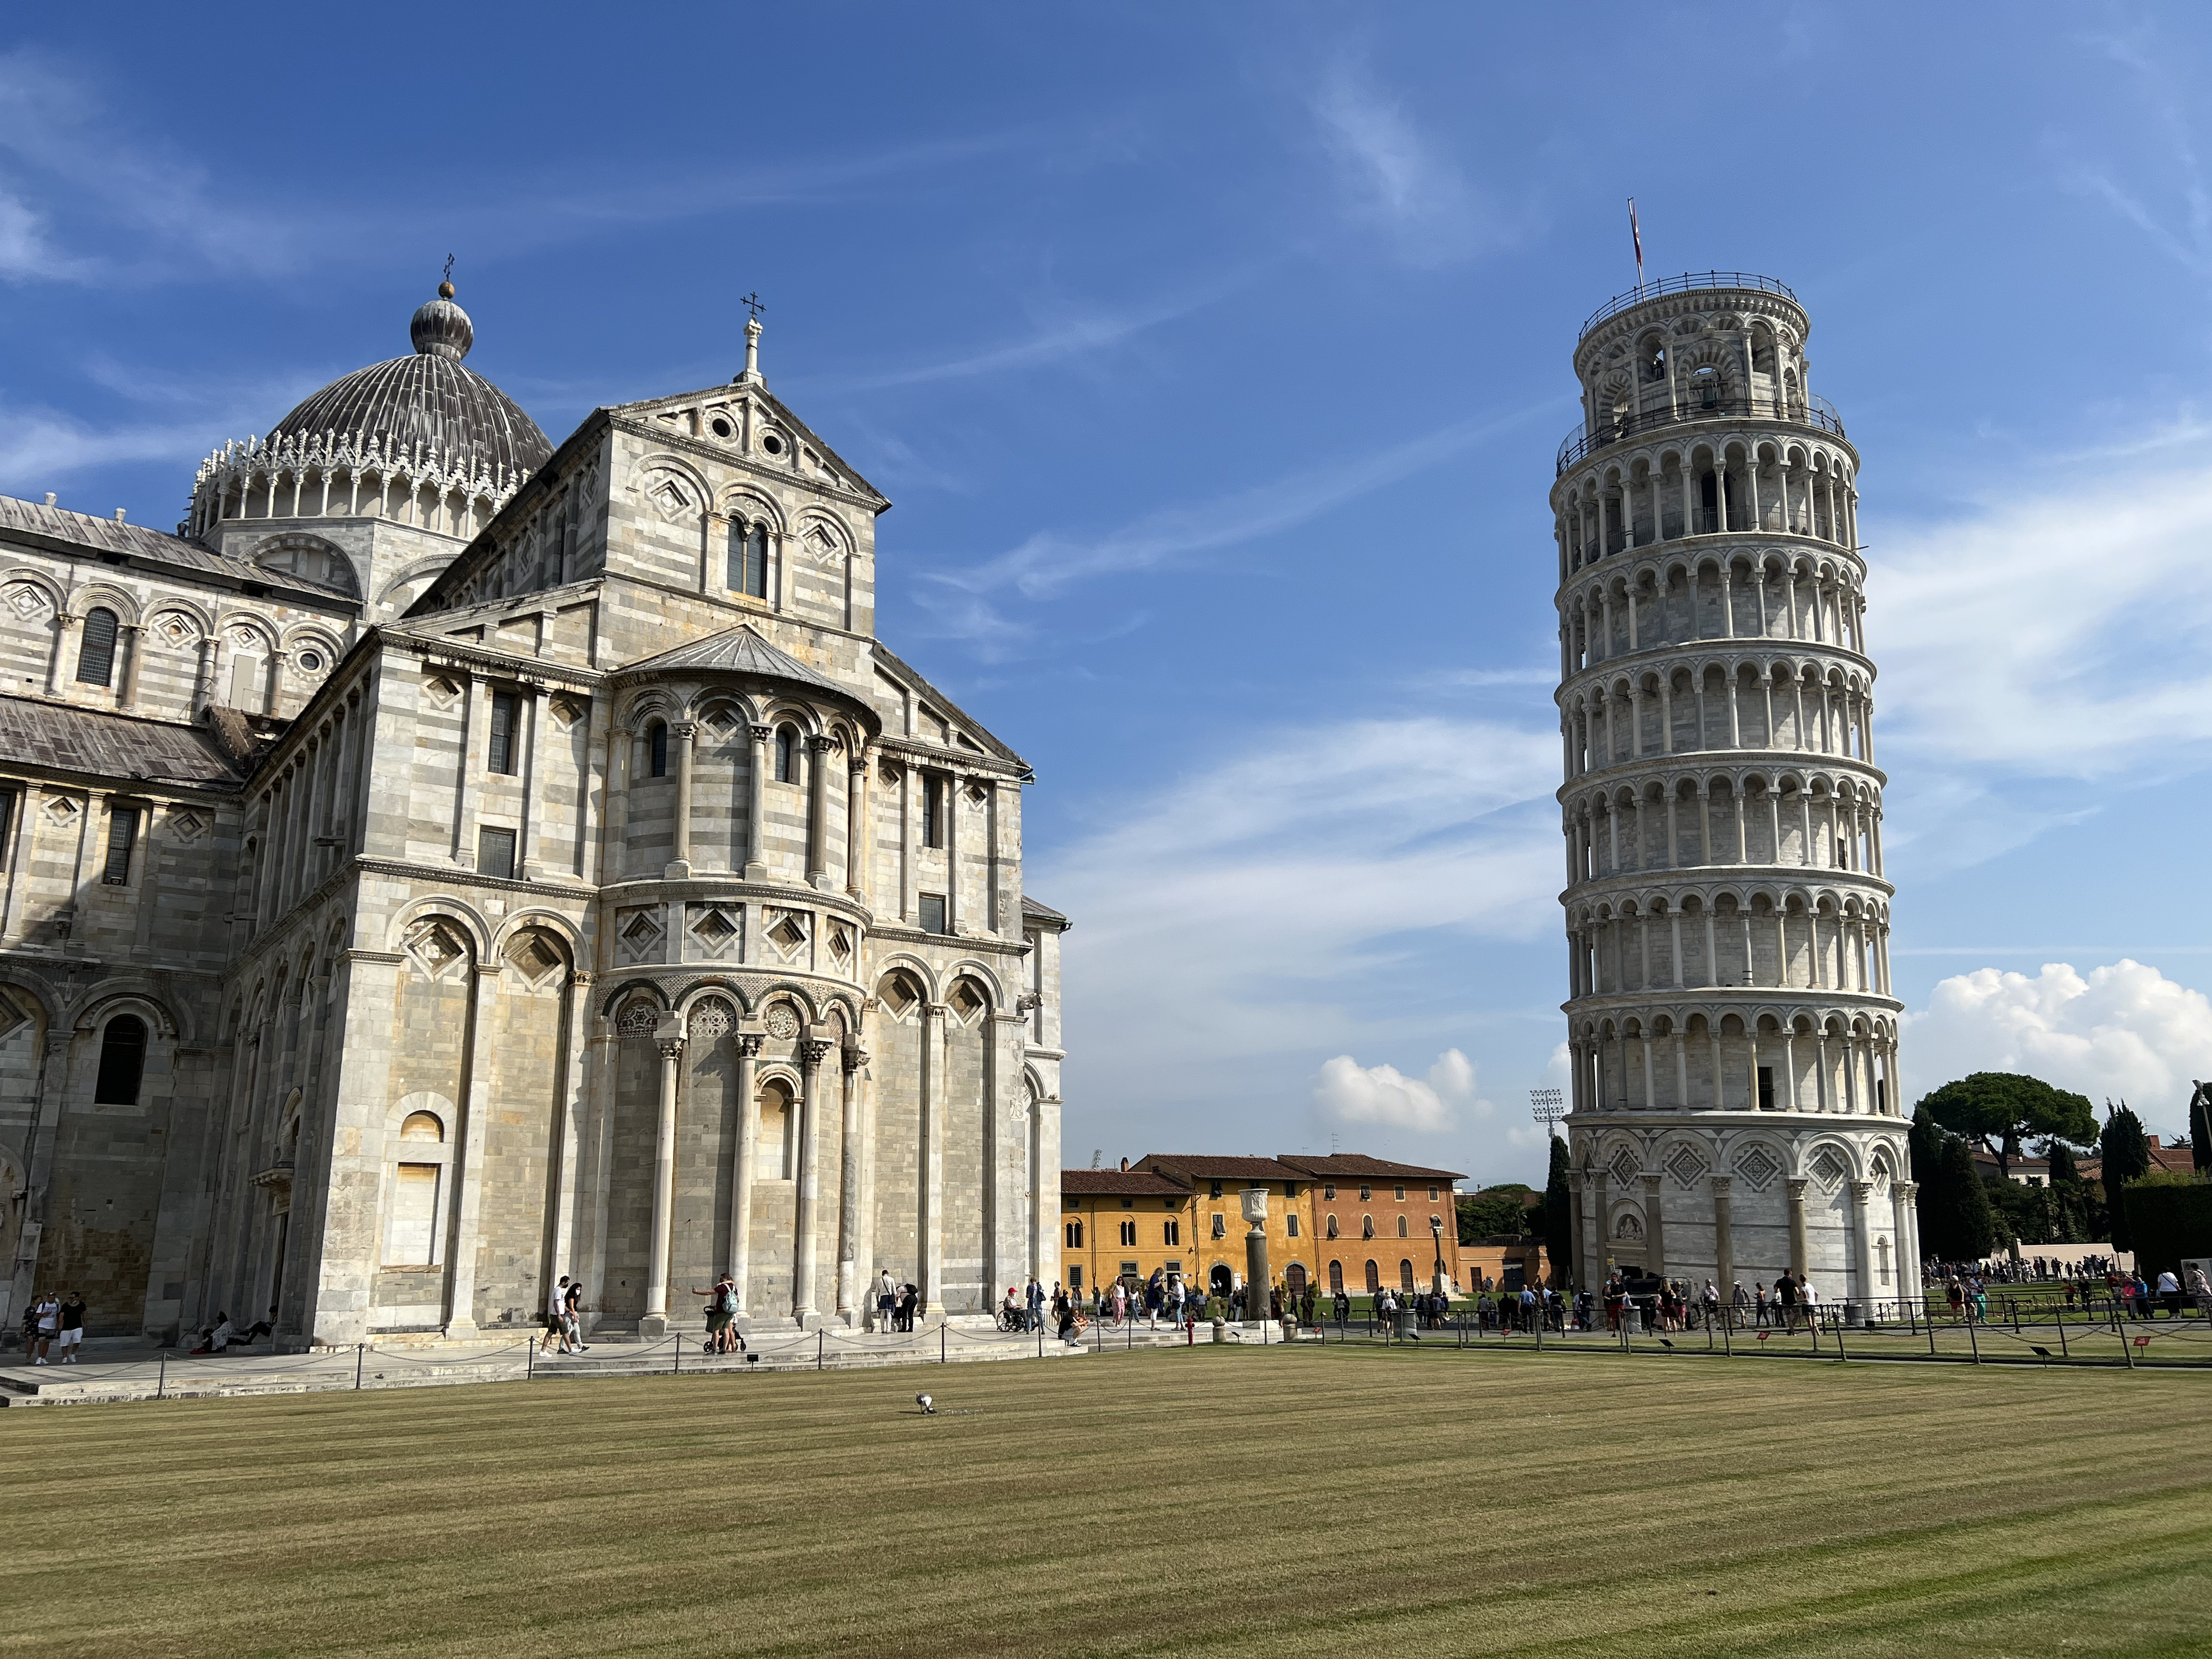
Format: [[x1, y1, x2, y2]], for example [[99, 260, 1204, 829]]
[[5, 1345, 2209, 1657]]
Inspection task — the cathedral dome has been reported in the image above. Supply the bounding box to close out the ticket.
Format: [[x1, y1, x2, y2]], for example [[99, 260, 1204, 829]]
[[270, 283, 552, 482]]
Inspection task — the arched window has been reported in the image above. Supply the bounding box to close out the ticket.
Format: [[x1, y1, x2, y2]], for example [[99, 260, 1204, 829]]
[[1361, 1215, 1374, 1239], [1065, 1219, 1083, 1248], [1325, 1214, 1339, 1239], [1397, 1215, 1408, 1238], [93, 1014, 147, 1104], [775, 724, 798, 784], [1363, 1259, 1380, 1294], [758, 1079, 795, 1180], [648, 721, 669, 778], [76, 608, 118, 687], [1328, 1260, 1344, 1295], [727, 521, 770, 598], [400, 1110, 443, 1142]]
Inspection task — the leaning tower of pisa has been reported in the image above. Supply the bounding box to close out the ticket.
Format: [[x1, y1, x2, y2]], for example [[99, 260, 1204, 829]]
[[1551, 272, 1918, 1315]]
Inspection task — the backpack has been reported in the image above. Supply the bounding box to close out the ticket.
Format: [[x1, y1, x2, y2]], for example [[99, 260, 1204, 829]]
[[714, 1284, 735, 1314]]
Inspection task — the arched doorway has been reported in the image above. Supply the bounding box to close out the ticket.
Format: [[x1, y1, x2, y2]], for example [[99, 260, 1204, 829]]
[[1209, 1263, 1233, 1298], [1285, 1262, 1307, 1297], [1363, 1259, 1380, 1294]]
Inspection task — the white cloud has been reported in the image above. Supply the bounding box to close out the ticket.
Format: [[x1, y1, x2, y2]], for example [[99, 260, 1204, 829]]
[[1903, 959, 2212, 1138], [1307, 57, 1517, 267], [1039, 711, 1560, 1131], [1314, 1048, 1490, 1133]]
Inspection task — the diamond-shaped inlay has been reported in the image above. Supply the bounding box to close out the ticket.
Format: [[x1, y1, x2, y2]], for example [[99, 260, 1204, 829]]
[[1608, 1148, 1641, 1186], [694, 910, 736, 945], [621, 912, 660, 945], [169, 810, 206, 843], [505, 932, 562, 986], [1811, 1147, 1848, 1190], [1665, 1145, 1707, 1187], [1734, 1146, 1781, 1192], [424, 675, 461, 708], [828, 924, 852, 961], [155, 613, 196, 647], [7, 585, 48, 620], [405, 919, 467, 977], [43, 795, 79, 826], [767, 914, 806, 954], [948, 979, 985, 1022], [879, 974, 919, 1018]]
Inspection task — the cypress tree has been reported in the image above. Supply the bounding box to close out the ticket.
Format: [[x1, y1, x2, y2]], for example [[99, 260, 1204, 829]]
[[1940, 1136, 1996, 1261], [2101, 1102, 2152, 1251], [1543, 1135, 1574, 1290], [1909, 1107, 1953, 1258], [2191, 1084, 2212, 1177]]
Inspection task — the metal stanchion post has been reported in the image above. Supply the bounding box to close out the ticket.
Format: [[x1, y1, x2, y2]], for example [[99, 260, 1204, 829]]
[[2056, 1311, 2068, 1358], [356, 1343, 364, 1390], [156, 1352, 166, 1399], [1835, 1318, 1848, 1363], [674, 1335, 681, 1376], [1966, 1317, 1980, 1365], [2121, 1326, 2135, 1369], [1721, 1314, 1731, 1357], [527, 1340, 534, 1380], [818, 1330, 825, 1371]]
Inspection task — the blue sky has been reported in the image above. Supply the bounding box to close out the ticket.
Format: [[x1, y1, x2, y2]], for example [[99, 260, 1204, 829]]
[[7, 6, 2212, 1183]]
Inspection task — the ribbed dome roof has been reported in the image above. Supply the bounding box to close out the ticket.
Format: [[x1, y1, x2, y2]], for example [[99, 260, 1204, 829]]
[[270, 283, 552, 481]]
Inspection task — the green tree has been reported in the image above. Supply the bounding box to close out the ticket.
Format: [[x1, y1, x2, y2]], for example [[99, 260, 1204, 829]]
[[2101, 1102, 2152, 1252], [1940, 1137, 1997, 1261], [1918, 1072, 2097, 1179], [1455, 1185, 1533, 1243], [2044, 1140, 2086, 1243], [1542, 1136, 1574, 1289], [1910, 1107, 1951, 1256]]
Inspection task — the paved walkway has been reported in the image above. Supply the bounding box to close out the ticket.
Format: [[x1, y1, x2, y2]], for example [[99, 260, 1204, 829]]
[[0, 1318, 1212, 1407]]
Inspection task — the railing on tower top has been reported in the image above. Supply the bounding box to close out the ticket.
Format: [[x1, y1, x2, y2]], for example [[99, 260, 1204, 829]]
[[1555, 393, 1845, 475], [1579, 271, 1801, 337]]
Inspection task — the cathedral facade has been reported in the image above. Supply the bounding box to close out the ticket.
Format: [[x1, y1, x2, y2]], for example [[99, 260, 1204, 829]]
[[1552, 273, 1918, 1311], [0, 286, 1067, 1346]]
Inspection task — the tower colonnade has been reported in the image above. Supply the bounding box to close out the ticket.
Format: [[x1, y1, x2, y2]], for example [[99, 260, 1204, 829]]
[[1552, 274, 1916, 1312]]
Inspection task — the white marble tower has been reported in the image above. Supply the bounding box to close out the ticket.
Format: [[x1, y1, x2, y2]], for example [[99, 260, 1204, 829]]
[[1550, 273, 1918, 1313]]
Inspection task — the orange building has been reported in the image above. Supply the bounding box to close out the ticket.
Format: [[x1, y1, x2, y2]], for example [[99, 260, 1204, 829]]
[[1132, 1156, 1322, 1306], [1057, 1169, 1195, 1298], [1277, 1155, 1466, 1300]]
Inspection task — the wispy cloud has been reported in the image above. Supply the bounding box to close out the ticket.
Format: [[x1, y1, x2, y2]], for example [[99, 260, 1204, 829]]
[[2051, 24, 2212, 278], [1306, 54, 1527, 267], [914, 399, 1557, 656]]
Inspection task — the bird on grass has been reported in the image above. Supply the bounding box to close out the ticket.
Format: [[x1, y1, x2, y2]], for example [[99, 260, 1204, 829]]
[[916, 1393, 935, 1414]]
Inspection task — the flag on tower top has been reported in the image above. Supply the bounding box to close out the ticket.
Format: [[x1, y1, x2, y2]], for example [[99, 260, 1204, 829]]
[[1629, 199, 1644, 289]]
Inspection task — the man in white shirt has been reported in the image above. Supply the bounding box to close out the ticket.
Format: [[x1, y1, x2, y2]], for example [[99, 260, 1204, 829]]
[[543, 1275, 572, 1353]]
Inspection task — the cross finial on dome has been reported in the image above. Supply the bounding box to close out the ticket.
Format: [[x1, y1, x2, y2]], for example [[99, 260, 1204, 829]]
[[440, 253, 455, 300]]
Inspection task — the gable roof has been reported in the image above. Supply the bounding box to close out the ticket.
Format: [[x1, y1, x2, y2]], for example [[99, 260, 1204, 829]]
[[612, 622, 846, 697], [1060, 1170, 1190, 1198], [608, 382, 888, 509], [870, 641, 1027, 770], [1277, 1154, 1467, 1182], [0, 695, 253, 790], [1135, 1154, 1304, 1183], [1021, 895, 1068, 928], [0, 494, 357, 604]]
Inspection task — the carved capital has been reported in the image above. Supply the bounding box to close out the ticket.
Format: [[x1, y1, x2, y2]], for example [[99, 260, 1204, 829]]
[[807, 734, 837, 754], [671, 721, 698, 740], [737, 1032, 765, 1058], [842, 1046, 869, 1075], [1784, 1178, 1808, 1201], [1707, 1175, 1733, 1193], [1894, 1180, 1917, 1199], [750, 724, 773, 743], [799, 1039, 833, 1068], [568, 969, 594, 987], [657, 1038, 687, 1061]]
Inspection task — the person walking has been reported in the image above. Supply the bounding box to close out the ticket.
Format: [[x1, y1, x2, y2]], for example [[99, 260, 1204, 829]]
[[1800, 1277, 1821, 1333], [2156, 1269, 2182, 1319], [542, 1276, 571, 1354], [877, 1267, 898, 1334], [563, 1277, 590, 1352], [1775, 1271, 1800, 1333], [53, 1290, 87, 1364], [1025, 1275, 1045, 1335], [29, 1291, 59, 1364]]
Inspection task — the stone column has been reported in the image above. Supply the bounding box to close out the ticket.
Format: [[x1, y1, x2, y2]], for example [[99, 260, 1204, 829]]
[[194, 633, 221, 716], [729, 1032, 761, 1313], [264, 649, 289, 718], [806, 735, 834, 890], [943, 770, 961, 933], [1710, 1175, 1734, 1299], [599, 727, 631, 890], [1786, 1178, 1809, 1279], [1849, 1180, 1876, 1316], [921, 1001, 946, 1313], [1640, 1172, 1666, 1276], [846, 748, 869, 902], [1893, 1179, 1921, 1302], [442, 959, 504, 1339], [551, 969, 592, 1276], [793, 1038, 830, 1322], [453, 673, 487, 867], [1241, 1188, 1271, 1322], [45, 611, 79, 695], [517, 686, 545, 880], [641, 1033, 685, 1338], [835, 1045, 867, 1321], [745, 724, 771, 878], [1588, 1167, 1610, 1280], [117, 624, 146, 709], [1566, 1170, 1587, 1291], [666, 721, 696, 878]]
